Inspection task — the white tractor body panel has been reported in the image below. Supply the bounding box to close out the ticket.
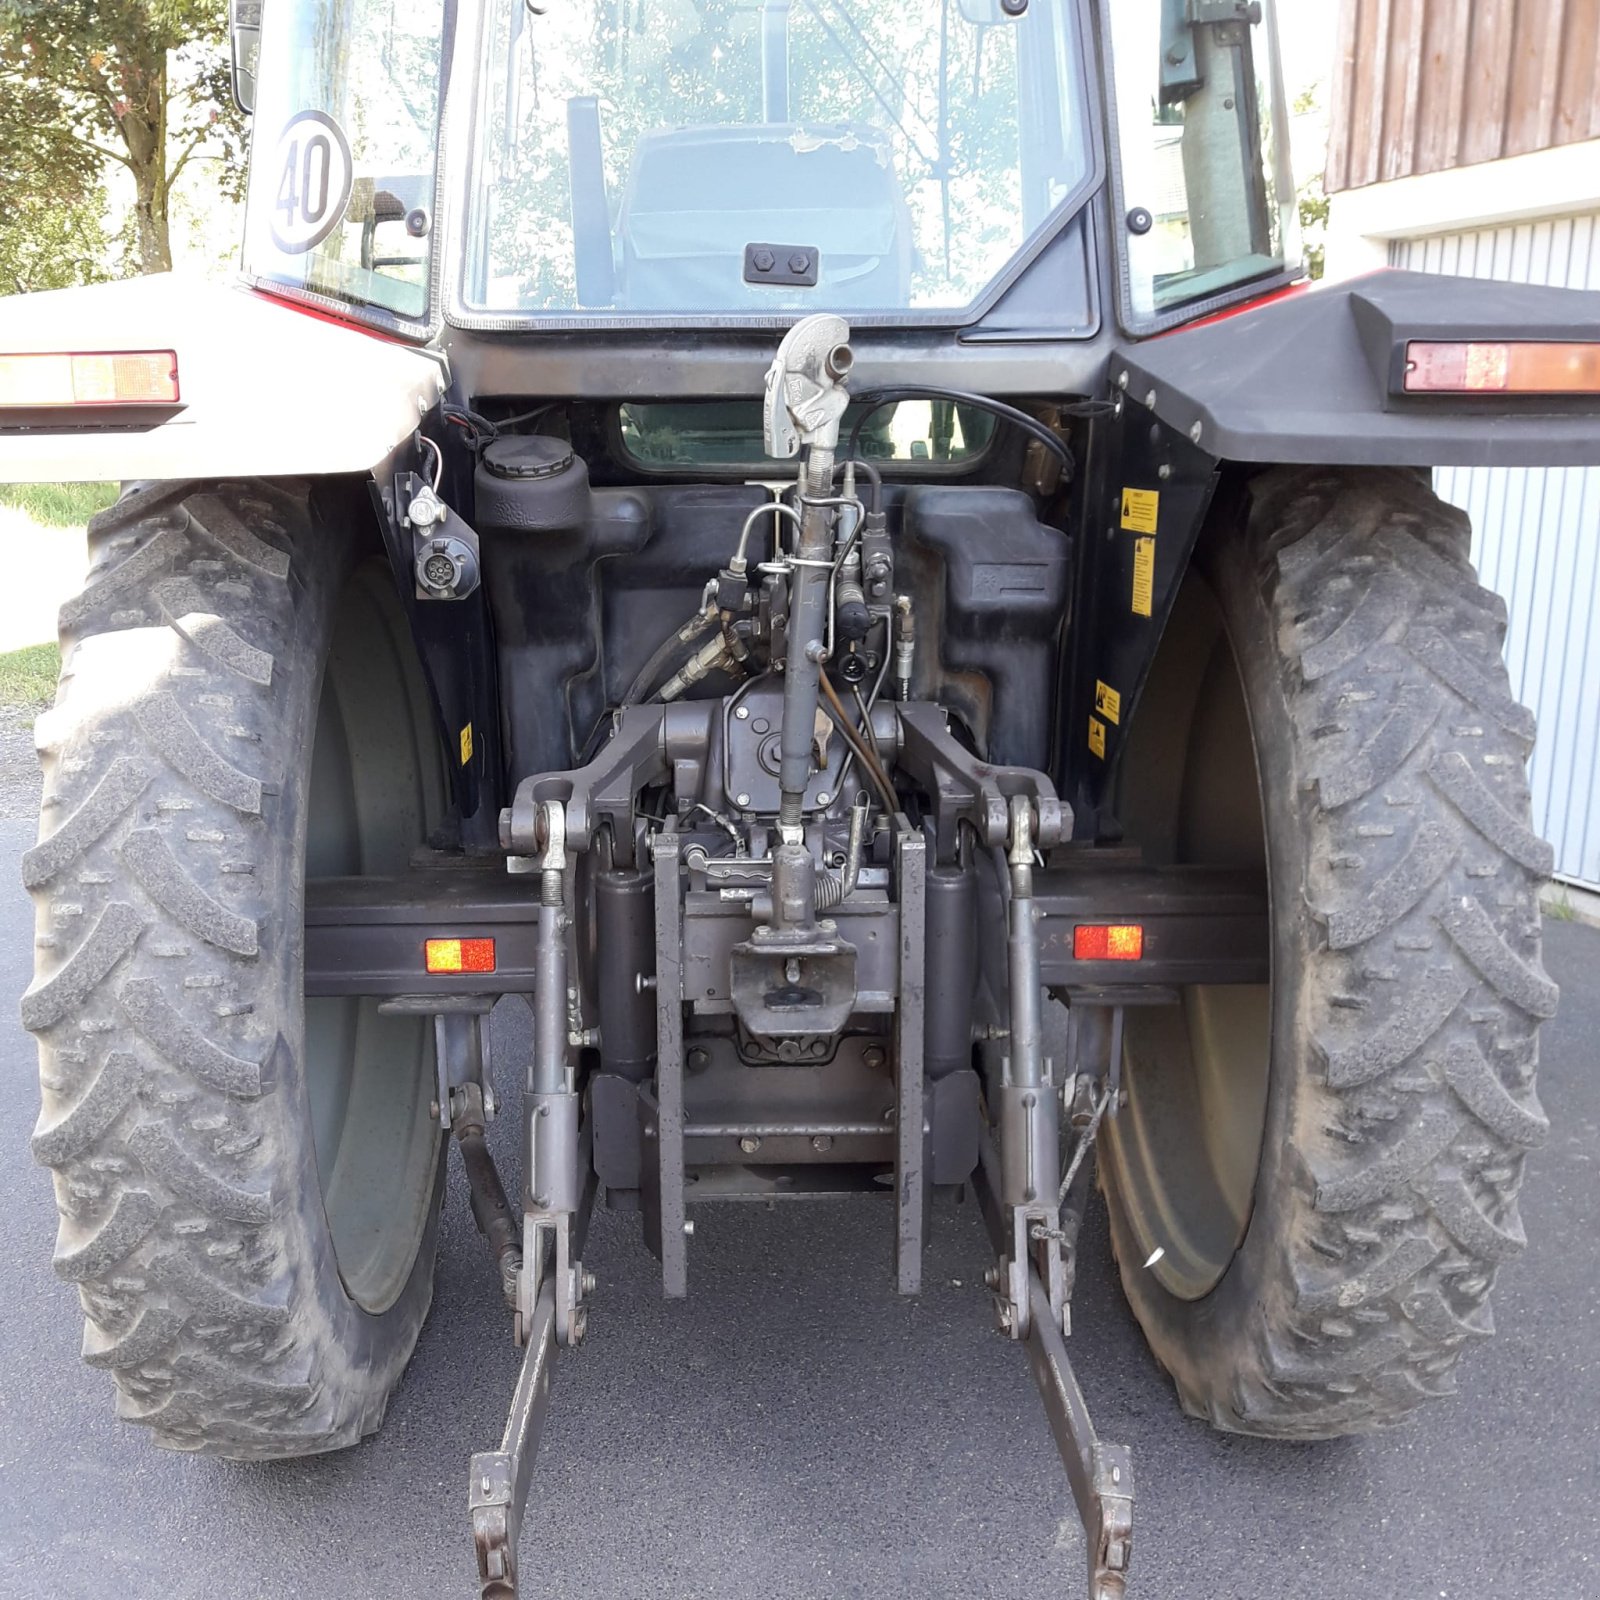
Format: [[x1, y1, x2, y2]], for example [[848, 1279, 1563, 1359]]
[[0, 274, 444, 484]]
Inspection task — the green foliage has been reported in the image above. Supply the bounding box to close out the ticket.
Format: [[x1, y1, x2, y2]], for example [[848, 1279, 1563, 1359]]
[[0, 481, 118, 526], [0, 642, 61, 709], [1545, 892, 1577, 923], [1298, 173, 1328, 281], [0, 0, 246, 278]]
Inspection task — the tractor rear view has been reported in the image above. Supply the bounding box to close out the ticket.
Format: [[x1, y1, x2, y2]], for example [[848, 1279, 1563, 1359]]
[[4, 1, 1592, 1595]]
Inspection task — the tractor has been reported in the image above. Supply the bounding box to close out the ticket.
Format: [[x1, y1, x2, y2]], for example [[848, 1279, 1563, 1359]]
[[4, 1, 1593, 1594]]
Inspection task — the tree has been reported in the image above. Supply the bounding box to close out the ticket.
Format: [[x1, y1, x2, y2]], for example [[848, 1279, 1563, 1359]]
[[0, 62, 111, 292], [0, 0, 246, 276]]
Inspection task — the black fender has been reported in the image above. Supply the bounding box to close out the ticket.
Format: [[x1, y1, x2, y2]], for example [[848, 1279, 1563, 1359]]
[[1113, 269, 1600, 469], [1059, 269, 1600, 824]]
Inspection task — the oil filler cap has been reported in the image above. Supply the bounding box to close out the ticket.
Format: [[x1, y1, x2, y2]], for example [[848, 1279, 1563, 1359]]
[[482, 435, 576, 481]]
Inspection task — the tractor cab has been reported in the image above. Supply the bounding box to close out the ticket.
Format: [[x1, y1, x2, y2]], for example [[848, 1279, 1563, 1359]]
[[236, 0, 1299, 344]]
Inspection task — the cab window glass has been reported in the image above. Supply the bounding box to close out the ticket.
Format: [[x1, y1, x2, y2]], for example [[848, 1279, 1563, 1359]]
[[618, 401, 997, 469], [1107, 0, 1298, 319], [242, 0, 444, 321]]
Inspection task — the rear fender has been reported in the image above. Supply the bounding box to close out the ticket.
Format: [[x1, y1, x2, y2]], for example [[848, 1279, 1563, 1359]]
[[1115, 269, 1600, 469], [1061, 269, 1600, 825], [0, 274, 444, 483]]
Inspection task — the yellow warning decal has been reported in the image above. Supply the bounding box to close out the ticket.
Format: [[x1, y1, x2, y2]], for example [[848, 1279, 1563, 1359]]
[[1094, 680, 1122, 725], [1088, 715, 1107, 759], [460, 723, 474, 765], [1131, 537, 1156, 618], [1120, 487, 1160, 534]]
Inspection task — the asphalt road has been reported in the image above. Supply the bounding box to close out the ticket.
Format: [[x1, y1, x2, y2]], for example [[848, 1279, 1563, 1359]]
[[0, 802, 1595, 1600]]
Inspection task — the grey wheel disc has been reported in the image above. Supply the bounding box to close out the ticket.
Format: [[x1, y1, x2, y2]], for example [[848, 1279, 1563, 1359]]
[[304, 562, 446, 1314]]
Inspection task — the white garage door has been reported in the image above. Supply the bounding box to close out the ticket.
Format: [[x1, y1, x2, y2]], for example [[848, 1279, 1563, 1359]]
[[1392, 217, 1600, 889]]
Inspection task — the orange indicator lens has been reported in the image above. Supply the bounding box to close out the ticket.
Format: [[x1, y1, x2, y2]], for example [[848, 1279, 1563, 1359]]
[[1403, 340, 1600, 395], [1072, 924, 1144, 961], [424, 937, 496, 974], [0, 350, 180, 407]]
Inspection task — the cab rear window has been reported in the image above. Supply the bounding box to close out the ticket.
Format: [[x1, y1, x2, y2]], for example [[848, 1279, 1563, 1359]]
[[618, 400, 996, 470]]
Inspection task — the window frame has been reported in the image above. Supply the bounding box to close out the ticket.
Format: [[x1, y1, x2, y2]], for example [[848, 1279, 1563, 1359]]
[[1096, 0, 1303, 340], [444, 0, 1108, 333], [236, 0, 456, 343]]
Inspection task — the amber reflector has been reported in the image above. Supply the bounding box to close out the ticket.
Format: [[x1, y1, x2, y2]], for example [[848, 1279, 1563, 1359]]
[[425, 937, 496, 974], [1403, 340, 1600, 395], [0, 351, 180, 407], [1072, 924, 1144, 961]]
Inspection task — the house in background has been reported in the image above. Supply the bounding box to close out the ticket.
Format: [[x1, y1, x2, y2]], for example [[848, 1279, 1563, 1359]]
[[1323, 0, 1600, 895]]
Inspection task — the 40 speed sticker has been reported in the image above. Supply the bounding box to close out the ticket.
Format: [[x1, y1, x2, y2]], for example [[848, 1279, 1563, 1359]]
[[268, 111, 353, 255]]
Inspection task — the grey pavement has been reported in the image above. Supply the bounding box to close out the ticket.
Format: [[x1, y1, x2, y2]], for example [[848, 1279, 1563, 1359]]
[[0, 804, 1595, 1600]]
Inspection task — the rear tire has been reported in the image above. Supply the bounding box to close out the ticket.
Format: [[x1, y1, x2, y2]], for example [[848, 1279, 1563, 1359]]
[[1100, 467, 1556, 1437], [23, 480, 448, 1458]]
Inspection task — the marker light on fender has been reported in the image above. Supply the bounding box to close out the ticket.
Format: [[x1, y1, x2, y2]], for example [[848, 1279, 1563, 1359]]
[[0, 351, 180, 407], [1403, 340, 1600, 395]]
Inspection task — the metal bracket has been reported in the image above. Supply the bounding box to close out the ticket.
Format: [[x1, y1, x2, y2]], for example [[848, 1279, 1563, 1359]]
[[762, 312, 853, 459], [642, 829, 690, 1297], [506, 701, 716, 866], [893, 826, 928, 1295], [468, 1169, 595, 1600], [974, 1145, 1134, 1600], [894, 702, 1067, 859]]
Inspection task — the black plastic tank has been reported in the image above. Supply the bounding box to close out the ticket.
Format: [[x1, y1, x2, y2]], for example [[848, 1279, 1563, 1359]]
[[474, 435, 592, 534]]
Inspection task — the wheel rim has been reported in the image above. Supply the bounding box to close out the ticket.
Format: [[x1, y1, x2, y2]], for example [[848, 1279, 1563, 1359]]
[[1100, 573, 1272, 1302], [303, 562, 445, 1315]]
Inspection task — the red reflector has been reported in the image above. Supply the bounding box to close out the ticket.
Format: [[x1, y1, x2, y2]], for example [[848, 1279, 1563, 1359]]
[[0, 350, 180, 407], [1403, 340, 1600, 395], [1073, 924, 1144, 962], [424, 937, 496, 975]]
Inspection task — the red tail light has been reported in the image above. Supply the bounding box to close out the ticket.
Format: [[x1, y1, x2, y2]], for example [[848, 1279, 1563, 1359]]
[[1073, 924, 1144, 961], [425, 937, 497, 975]]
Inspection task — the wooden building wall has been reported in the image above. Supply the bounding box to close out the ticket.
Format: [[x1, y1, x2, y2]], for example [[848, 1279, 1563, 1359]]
[[1325, 0, 1600, 192]]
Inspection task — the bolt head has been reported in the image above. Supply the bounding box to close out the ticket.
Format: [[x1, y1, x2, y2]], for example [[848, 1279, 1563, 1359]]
[[812, 1134, 833, 1152], [739, 1136, 761, 1154], [863, 1045, 886, 1069], [789, 253, 811, 274], [816, 792, 830, 806], [683, 1220, 695, 1237], [752, 248, 775, 272], [736, 792, 751, 808], [735, 705, 750, 720]]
